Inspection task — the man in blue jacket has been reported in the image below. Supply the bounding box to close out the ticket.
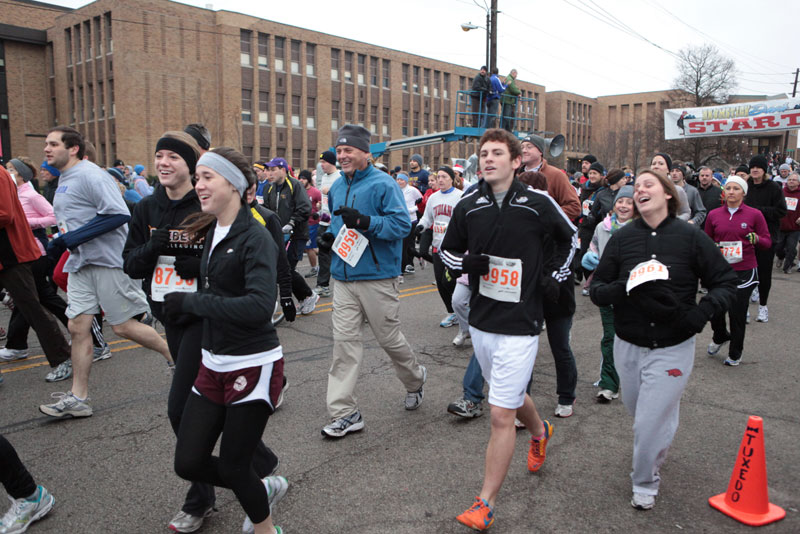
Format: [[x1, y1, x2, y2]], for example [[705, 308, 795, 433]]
[[320, 124, 427, 438], [485, 67, 506, 129]]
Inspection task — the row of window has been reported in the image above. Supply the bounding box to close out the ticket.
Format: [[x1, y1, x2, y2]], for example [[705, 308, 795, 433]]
[[241, 31, 316, 76], [566, 100, 592, 124], [401, 110, 450, 137], [65, 12, 113, 66], [69, 79, 115, 123], [330, 101, 391, 136], [242, 90, 316, 128], [401, 64, 450, 98], [330, 49, 391, 88]]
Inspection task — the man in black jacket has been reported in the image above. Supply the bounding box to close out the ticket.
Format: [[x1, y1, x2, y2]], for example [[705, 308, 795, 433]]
[[441, 128, 576, 530], [696, 166, 723, 215], [470, 66, 490, 128], [264, 157, 317, 314], [745, 154, 787, 322]]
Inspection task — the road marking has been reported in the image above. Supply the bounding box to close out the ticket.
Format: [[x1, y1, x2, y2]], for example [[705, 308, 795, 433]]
[[0, 283, 440, 375]]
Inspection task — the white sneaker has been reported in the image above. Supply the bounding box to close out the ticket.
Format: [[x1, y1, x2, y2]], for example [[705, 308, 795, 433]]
[[242, 476, 289, 534], [746, 310, 750, 324], [596, 389, 619, 403], [631, 492, 655, 510], [0, 348, 28, 362], [756, 305, 768, 322], [298, 293, 320, 315], [554, 404, 573, 418], [750, 287, 759, 303], [439, 313, 458, 328], [452, 330, 471, 347], [0, 485, 55, 534], [707, 340, 728, 355]]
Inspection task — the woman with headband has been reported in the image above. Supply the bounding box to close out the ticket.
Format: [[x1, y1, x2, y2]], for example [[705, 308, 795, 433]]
[[166, 148, 286, 534]]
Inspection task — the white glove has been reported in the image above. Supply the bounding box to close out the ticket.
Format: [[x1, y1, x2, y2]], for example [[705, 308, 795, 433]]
[[282, 224, 293, 234]]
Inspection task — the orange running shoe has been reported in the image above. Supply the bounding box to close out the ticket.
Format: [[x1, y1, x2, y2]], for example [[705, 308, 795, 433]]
[[527, 419, 554, 472], [456, 497, 494, 531]]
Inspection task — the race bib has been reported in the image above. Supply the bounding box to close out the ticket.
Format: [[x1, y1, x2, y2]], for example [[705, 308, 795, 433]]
[[333, 225, 369, 267], [626, 259, 669, 294], [57, 220, 68, 235], [582, 199, 593, 217], [151, 256, 198, 302], [786, 197, 797, 211], [256, 195, 264, 205], [321, 195, 329, 213], [433, 221, 448, 237], [479, 256, 522, 303], [719, 241, 743, 264]]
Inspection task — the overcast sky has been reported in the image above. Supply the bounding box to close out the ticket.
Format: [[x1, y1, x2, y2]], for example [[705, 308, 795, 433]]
[[47, 0, 798, 99]]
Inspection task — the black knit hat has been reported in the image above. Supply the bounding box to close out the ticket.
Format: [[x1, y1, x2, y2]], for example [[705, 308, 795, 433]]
[[735, 164, 750, 175], [748, 154, 769, 173], [589, 162, 605, 175], [582, 154, 597, 164], [336, 124, 371, 153], [606, 168, 626, 185], [319, 150, 337, 165], [654, 152, 673, 171]]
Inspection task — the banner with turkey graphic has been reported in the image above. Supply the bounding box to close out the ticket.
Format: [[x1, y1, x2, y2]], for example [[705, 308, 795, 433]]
[[664, 97, 800, 140]]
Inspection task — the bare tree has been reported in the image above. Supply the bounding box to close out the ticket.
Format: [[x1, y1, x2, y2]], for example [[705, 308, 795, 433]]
[[667, 44, 739, 165]]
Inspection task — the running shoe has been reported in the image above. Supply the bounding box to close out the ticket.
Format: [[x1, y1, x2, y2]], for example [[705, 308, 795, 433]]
[[1, 292, 14, 310], [92, 343, 112, 362], [746, 310, 750, 324], [595, 389, 619, 403], [452, 330, 471, 347], [45, 360, 72, 383], [447, 398, 483, 418], [439, 313, 458, 328], [275, 377, 289, 409], [554, 404, 573, 418], [514, 418, 526, 429], [581, 287, 590, 297], [313, 285, 331, 298], [404, 265, 416, 274], [756, 305, 768, 322], [242, 476, 289, 534], [724, 357, 741, 367], [398, 275, 404, 284], [0, 485, 54, 534], [707, 340, 728, 356], [168, 507, 214, 533], [456, 497, 494, 530], [0, 348, 28, 362], [631, 492, 655, 510], [321, 410, 365, 438], [304, 266, 319, 278], [404, 365, 426, 410], [750, 287, 759, 303], [39, 392, 92, 418], [298, 293, 320, 315], [527, 419, 554, 472]]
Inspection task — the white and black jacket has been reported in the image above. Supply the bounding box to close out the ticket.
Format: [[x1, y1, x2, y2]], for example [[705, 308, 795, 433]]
[[441, 179, 577, 335]]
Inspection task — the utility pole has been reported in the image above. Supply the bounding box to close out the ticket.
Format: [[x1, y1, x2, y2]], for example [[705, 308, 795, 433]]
[[782, 68, 799, 156], [489, 0, 498, 73]]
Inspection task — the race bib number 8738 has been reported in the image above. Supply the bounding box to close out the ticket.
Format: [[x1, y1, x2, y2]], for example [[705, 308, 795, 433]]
[[151, 256, 197, 302]]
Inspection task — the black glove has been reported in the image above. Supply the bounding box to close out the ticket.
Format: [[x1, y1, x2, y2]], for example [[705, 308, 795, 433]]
[[281, 297, 296, 322], [174, 256, 201, 279], [146, 228, 171, 258], [629, 283, 680, 322], [334, 207, 371, 230], [461, 253, 490, 276], [679, 300, 714, 334], [541, 275, 561, 304], [414, 225, 425, 237], [318, 232, 335, 253], [163, 292, 189, 324], [311, 212, 320, 222], [415, 197, 423, 205], [46, 237, 67, 261]]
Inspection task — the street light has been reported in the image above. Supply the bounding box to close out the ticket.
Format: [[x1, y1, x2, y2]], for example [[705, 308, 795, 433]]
[[460, 21, 489, 70], [459, 0, 497, 72]]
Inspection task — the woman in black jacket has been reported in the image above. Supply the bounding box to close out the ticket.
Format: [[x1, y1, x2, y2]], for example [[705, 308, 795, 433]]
[[166, 147, 285, 534], [590, 169, 736, 511]]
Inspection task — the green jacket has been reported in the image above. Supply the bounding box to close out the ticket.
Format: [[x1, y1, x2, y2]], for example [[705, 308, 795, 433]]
[[501, 73, 521, 105]]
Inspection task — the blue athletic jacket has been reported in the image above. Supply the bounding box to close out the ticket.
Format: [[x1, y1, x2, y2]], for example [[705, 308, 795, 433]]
[[328, 164, 411, 281]]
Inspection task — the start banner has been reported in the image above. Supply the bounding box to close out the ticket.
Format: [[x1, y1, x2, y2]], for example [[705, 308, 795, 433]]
[[664, 97, 800, 140]]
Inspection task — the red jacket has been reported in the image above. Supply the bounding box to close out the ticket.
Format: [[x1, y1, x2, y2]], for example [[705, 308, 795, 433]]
[[780, 184, 800, 232], [0, 167, 42, 271], [704, 203, 771, 271]]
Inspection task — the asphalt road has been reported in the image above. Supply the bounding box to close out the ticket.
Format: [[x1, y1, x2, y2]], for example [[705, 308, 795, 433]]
[[1, 261, 798, 534]]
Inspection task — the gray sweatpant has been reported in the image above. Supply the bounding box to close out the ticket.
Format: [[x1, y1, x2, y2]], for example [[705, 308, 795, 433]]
[[614, 335, 695, 495]]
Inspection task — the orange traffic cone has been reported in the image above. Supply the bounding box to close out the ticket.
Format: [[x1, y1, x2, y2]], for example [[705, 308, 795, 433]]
[[708, 416, 785, 526]]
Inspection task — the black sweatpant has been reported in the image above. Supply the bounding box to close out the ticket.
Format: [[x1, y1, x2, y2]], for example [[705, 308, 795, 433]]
[[711, 269, 756, 361], [287, 238, 313, 300], [317, 231, 332, 287], [754, 245, 774, 306], [417, 229, 433, 263], [432, 254, 455, 313], [402, 221, 418, 271], [0, 435, 36, 500], [166, 321, 278, 516], [4, 257, 105, 351], [0, 262, 70, 367], [175, 394, 272, 524]]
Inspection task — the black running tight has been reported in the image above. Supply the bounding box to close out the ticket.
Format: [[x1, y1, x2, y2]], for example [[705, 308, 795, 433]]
[[175, 394, 272, 523]]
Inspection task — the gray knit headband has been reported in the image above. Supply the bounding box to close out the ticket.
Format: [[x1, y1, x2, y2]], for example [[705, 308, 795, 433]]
[[9, 159, 33, 182], [196, 152, 248, 196]]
